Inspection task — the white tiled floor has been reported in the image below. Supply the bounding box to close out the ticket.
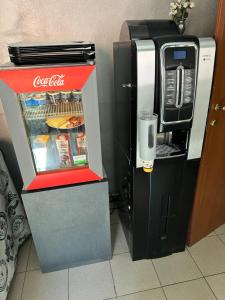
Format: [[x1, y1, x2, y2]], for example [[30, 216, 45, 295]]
[[111, 223, 129, 255], [187, 236, 225, 276], [206, 273, 225, 300], [153, 250, 202, 285], [27, 241, 40, 271], [111, 253, 160, 296], [8, 210, 225, 300], [215, 224, 225, 235], [163, 278, 216, 300], [219, 234, 225, 244]]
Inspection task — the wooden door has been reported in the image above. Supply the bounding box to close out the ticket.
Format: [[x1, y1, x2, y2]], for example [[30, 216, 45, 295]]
[[188, 0, 225, 246]]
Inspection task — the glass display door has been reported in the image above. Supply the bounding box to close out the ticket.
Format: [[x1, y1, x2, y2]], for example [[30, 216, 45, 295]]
[[19, 89, 88, 173]]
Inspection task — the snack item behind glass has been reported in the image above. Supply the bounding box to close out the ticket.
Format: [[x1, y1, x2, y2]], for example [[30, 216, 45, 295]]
[[20, 93, 31, 109], [26, 118, 49, 135], [22, 93, 36, 108], [34, 92, 47, 106], [55, 134, 72, 168], [33, 135, 50, 147], [46, 115, 84, 129], [22, 92, 47, 108], [76, 132, 86, 153], [71, 90, 82, 102], [60, 91, 71, 103], [47, 91, 61, 105], [72, 132, 88, 166], [32, 135, 50, 172]]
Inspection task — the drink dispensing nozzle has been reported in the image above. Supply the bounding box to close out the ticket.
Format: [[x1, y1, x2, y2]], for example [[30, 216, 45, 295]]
[[138, 112, 157, 173]]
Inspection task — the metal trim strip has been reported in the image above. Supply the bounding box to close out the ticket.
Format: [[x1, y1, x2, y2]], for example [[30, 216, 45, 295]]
[[135, 40, 156, 169]]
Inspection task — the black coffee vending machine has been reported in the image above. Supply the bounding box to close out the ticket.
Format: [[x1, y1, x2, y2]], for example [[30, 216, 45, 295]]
[[113, 20, 216, 259]]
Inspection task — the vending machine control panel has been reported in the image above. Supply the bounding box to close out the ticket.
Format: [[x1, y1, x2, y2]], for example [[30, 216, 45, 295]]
[[160, 42, 198, 125]]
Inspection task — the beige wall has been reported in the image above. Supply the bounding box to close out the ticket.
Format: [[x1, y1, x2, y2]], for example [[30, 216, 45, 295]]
[[0, 0, 217, 191]]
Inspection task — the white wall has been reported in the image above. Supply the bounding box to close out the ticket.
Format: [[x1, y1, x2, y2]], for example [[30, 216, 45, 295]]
[[0, 0, 217, 191]]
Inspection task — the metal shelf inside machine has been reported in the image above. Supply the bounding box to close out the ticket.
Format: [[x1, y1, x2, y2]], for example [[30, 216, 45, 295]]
[[23, 102, 83, 120]]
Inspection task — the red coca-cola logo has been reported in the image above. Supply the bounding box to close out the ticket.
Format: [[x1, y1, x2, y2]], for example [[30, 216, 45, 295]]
[[33, 75, 65, 88]]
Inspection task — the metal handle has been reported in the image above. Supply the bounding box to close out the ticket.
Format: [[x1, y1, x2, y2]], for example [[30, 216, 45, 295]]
[[175, 66, 184, 108], [214, 104, 223, 111], [213, 104, 225, 111], [121, 83, 132, 88], [210, 120, 217, 126]]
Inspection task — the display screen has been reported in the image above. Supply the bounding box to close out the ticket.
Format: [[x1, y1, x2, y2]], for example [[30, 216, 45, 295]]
[[174, 50, 187, 60]]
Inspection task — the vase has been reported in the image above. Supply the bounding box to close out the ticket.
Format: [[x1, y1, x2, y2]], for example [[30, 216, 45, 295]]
[[177, 20, 186, 34]]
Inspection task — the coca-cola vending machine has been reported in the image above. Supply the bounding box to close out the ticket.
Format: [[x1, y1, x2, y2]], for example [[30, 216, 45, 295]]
[[0, 61, 103, 190], [0, 43, 111, 272]]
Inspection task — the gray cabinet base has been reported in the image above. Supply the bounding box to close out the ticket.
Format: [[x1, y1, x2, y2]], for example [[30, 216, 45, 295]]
[[22, 179, 111, 273]]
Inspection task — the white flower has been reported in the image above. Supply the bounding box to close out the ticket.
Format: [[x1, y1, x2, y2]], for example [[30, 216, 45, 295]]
[[169, 10, 175, 16], [169, 0, 195, 19], [170, 3, 177, 9]]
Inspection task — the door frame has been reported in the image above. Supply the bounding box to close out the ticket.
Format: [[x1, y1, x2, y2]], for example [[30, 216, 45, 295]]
[[187, 0, 225, 246]]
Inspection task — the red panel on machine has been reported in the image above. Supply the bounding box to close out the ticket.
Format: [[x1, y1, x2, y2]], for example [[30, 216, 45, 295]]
[[27, 168, 101, 190], [0, 65, 95, 93]]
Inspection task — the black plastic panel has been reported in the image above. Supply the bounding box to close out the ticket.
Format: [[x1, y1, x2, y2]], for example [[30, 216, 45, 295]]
[[120, 20, 179, 41], [8, 42, 95, 65], [164, 109, 179, 122]]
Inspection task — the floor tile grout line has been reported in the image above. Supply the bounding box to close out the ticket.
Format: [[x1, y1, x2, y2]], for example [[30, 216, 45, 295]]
[[204, 270, 225, 278], [215, 230, 225, 236], [16, 270, 27, 274], [26, 267, 40, 272], [151, 259, 168, 300], [216, 234, 225, 245], [68, 268, 69, 300], [112, 286, 168, 299], [25, 238, 33, 272], [210, 232, 225, 239], [19, 237, 32, 300], [186, 247, 205, 277], [16, 237, 32, 300], [161, 276, 204, 288], [109, 260, 117, 298], [112, 251, 129, 257], [20, 270, 27, 300], [203, 277, 218, 300], [25, 268, 44, 274], [214, 232, 225, 237], [162, 276, 208, 288], [162, 277, 218, 300]]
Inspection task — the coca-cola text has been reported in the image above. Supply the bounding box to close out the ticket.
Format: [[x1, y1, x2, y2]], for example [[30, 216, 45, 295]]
[[33, 75, 65, 88]]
